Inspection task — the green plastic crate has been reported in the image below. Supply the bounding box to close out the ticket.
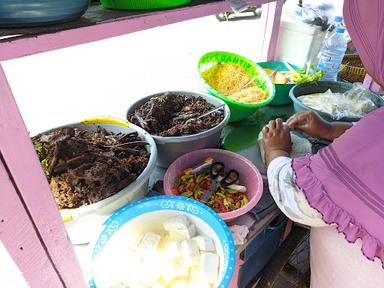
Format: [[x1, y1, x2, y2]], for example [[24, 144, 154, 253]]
[[101, 0, 191, 10]]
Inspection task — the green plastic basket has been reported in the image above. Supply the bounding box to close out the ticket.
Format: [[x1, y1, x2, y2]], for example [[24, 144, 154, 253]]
[[257, 61, 301, 106], [198, 51, 275, 122], [100, 0, 191, 10]]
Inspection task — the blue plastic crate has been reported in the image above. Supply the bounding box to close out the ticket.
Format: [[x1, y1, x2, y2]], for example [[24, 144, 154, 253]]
[[238, 213, 288, 288]]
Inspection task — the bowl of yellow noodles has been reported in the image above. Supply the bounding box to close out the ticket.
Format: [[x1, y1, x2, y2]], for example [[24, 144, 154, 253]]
[[198, 51, 275, 122]]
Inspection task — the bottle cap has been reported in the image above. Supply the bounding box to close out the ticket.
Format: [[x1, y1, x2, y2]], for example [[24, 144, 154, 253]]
[[334, 16, 343, 22], [336, 27, 346, 33]]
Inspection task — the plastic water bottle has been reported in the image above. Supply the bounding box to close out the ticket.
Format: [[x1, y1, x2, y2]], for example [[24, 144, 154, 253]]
[[317, 27, 347, 81], [317, 16, 344, 60], [324, 16, 343, 41]]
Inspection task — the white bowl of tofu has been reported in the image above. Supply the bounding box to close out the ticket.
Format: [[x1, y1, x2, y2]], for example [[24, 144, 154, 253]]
[[89, 195, 236, 288]]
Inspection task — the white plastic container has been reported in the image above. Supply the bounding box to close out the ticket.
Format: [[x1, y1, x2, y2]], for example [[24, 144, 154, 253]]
[[276, 16, 326, 68], [36, 120, 158, 244]]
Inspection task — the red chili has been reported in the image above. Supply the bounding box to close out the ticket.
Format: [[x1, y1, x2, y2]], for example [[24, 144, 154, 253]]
[[187, 182, 195, 191], [171, 188, 178, 195], [215, 198, 226, 212], [198, 179, 211, 190]]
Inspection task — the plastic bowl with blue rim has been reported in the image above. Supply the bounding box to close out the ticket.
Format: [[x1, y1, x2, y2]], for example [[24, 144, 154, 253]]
[[89, 196, 236, 288]]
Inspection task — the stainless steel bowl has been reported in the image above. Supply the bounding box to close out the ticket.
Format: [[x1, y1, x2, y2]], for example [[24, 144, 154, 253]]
[[0, 0, 90, 27], [126, 91, 230, 168]]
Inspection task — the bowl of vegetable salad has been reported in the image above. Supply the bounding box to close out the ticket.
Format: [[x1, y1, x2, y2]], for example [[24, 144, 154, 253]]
[[164, 149, 263, 222]]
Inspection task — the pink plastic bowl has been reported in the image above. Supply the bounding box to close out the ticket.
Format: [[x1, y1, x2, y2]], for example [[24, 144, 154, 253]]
[[164, 149, 263, 222]]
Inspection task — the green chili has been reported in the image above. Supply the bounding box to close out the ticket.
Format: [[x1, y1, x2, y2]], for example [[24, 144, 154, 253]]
[[181, 191, 193, 198], [241, 196, 249, 207]]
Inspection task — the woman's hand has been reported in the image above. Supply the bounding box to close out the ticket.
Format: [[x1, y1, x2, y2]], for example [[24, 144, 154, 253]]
[[262, 119, 292, 166], [287, 111, 353, 141], [287, 111, 333, 140]]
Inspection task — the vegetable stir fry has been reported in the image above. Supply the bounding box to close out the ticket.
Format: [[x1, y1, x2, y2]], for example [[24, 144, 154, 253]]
[[172, 168, 249, 213], [264, 62, 324, 85]]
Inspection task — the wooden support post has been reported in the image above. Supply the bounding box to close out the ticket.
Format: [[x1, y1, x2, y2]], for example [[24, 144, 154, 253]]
[[260, 0, 284, 61], [0, 63, 86, 288]]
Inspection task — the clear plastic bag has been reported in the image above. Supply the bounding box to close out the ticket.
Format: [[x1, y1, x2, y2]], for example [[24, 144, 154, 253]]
[[298, 83, 377, 120], [227, 0, 249, 13]]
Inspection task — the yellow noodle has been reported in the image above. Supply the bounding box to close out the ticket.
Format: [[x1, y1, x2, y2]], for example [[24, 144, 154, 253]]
[[229, 86, 267, 103], [202, 62, 267, 103]]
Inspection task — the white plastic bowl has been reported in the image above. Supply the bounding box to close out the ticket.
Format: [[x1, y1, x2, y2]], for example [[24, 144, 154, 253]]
[[35, 120, 157, 244], [90, 196, 236, 288]]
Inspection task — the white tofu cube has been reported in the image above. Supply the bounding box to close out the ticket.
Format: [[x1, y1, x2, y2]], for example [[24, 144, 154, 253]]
[[192, 235, 216, 252], [140, 250, 165, 286], [189, 266, 202, 282], [188, 266, 213, 288], [168, 223, 196, 241], [200, 252, 219, 284], [152, 283, 166, 288], [113, 249, 142, 283], [163, 215, 190, 231], [170, 278, 189, 288], [161, 258, 189, 283], [165, 241, 181, 259], [137, 232, 161, 255], [133, 283, 149, 288], [181, 239, 200, 266]]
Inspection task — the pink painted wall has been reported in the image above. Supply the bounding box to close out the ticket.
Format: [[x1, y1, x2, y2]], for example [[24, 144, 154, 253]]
[[0, 64, 86, 288], [261, 0, 284, 61], [0, 0, 271, 61]]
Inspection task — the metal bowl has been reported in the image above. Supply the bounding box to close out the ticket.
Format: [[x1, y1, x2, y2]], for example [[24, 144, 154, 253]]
[[0, 0, 90, 27], [126, 91, 230, 168]]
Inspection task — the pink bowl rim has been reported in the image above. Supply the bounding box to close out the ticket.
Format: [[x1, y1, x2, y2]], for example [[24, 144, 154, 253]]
[[163, 148, 263, 221]]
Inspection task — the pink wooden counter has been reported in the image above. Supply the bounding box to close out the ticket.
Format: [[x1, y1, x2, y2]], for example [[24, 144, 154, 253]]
[[0, 1, 284, 286]]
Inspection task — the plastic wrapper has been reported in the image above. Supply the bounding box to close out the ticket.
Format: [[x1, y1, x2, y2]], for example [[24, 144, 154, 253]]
[[229, 225, 249, 245], [284, 0, 345, 31], [227, 0, 249, 13], [298, 83, 377, 120]]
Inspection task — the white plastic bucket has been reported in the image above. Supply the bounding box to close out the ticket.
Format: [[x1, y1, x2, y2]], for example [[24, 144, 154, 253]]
[[35, 119, 157, 244], [276, 16, 326, 67]]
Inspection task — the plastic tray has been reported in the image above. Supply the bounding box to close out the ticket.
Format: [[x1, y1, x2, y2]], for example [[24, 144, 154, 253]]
[[100, 0, 191, 10]]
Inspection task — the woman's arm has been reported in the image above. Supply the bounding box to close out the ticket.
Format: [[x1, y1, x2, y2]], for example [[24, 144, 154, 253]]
[[287, 111, 353, 141], [262, 118, 326, 227]]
